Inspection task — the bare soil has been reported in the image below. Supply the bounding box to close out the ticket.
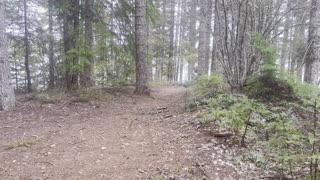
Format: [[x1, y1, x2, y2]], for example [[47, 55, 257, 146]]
[[0, 86, 244, 180]]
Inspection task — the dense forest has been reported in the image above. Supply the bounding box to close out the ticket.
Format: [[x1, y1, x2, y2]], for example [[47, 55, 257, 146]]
[[1, 0, 320, 179], [0, 0, 319, 94]]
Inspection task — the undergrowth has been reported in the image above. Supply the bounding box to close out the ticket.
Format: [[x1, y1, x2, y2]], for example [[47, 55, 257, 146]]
[[188, 34, 320, 179], [188, 74, 229, 110]]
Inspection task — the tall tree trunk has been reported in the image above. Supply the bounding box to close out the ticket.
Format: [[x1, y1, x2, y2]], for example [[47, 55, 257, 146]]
[[48, 0, 55, 89], [188, 0, 197, 81], [80, 0, 94, 87], [211, 0, 219, 74], [178, 1, 186, 83], [304, 0, 319, 83], [71, 0, 80, 88], [159, 0, 167, 81], [292, 0, 307, 80], [280, 0, 292, 70], [63, 2, 72, 89], [63, 0, 80, 90], [0, 0, 15, 110], [167, 0, 175, 82], [107, 1, 114, 81], [197, 0, 212, 76], [205, 0, 213, 74], [135, 0, 150, 95], [174, 0, 181, 82], [23, 0, 31, 92]]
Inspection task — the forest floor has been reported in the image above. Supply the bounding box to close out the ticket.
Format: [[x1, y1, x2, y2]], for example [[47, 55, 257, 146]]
[[0, 86, 257, 180]]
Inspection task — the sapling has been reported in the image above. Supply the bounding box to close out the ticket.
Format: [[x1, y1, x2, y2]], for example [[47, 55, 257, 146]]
[[310, 100, 318, 180]]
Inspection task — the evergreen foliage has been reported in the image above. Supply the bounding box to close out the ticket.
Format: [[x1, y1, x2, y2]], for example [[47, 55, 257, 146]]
[[188, 74, 229, 110], [245, 34, 294, 101], [189, 34, 320, 179]]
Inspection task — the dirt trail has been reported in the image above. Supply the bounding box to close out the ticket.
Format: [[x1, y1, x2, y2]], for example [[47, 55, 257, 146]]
[[0, 86, 241, 180]]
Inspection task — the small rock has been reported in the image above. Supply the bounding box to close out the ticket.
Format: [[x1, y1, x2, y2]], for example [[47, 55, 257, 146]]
[[101, 147, 107, 150]]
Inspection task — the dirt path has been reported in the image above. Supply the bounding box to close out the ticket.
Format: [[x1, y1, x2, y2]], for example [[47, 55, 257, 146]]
[[0, 86, 242, 180]]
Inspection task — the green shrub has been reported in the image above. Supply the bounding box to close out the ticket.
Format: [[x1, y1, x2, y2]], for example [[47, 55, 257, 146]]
[[192, 33, 320, 179], [244, 34, 295, 101], [188, 74, 229, 110], [204, 94, 268, 139], [282, 72, 320, 107], [34, 90, 66, 104], [74, 88, 114, 102], [192, 74, 229, 96]]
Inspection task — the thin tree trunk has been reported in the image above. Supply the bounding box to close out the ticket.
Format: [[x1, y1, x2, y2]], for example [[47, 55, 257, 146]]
[[174, 0, 181, 82], [48, 0, 55, 89], [168, 0, 175, 82], [23, 0, 32, 92], [211, 0, 219, 74], [71, 0, 80, 88], [205, 0, 213, 74], [160, 0, 167, 81]]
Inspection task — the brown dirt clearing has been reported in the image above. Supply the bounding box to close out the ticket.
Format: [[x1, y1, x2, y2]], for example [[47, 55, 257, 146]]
[[0, 86, 247, 180]]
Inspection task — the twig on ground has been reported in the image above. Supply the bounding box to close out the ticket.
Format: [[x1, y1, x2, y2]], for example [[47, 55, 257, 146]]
[[195, 157, 212, 180], [164, 115, 173, 119]]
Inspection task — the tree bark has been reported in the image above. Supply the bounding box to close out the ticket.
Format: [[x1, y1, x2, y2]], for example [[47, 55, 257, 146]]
[[280, 0, 292, 71], [167, 0, 175, 82], [0, 0, 15, 110], [174, 0, 181, 82], [48, 0, 55, 89], [211, 0, 219, 74], [197, 0, 212, 76], [80, 0, 94, 87], [304, 0, 319, 84], [135, 0, 150, 95], [23, 0, 32, 92], [188, 0, 197, 81], [63, 1, 72, 89], [63, 0, 80, 90], [71, 0, 80, 88], [291, 0, 307, 80]]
